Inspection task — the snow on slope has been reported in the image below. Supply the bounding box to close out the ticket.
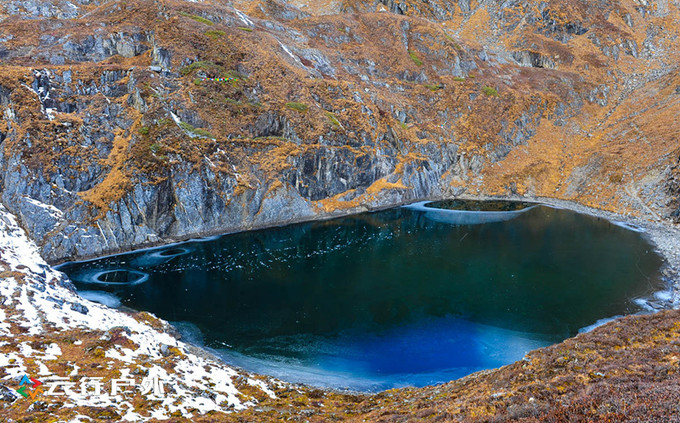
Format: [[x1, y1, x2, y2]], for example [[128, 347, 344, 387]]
[[0, 204, 274, 420]]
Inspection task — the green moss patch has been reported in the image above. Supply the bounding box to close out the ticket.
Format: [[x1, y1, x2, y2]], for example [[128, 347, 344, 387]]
[[205, 30, 225, 39], [286, 102, 308, 112], [179, 11, 214, 26], [482, 86, 499, 97], [408, 50, 423, 66]]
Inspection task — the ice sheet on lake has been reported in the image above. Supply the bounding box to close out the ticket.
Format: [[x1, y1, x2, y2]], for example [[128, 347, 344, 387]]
[[578, 315, 623, 333], [79, 290, 121, 308], [403, 201, 536, 225], [195, 315, 553, 392]]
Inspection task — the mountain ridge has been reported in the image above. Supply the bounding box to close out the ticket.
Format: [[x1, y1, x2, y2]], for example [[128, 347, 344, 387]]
[[1, 1, 680, 420]]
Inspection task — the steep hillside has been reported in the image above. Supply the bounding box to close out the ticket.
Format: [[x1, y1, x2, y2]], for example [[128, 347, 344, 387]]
[[0, 204, 279, 421], [1, 1, 680, 422], [0, 0, 678, 262]]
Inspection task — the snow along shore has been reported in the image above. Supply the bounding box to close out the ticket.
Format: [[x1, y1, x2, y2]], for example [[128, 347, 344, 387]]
[[0, 204, 276, 421]]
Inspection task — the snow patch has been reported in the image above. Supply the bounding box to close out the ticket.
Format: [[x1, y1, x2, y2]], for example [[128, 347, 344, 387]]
[[45, 107, 57, 121], [278, 41, 305, 68], [0, 308, 11, 335], [0, 351, 27, 379], [248, 378, 277, 399], [37, 360, 51, 376], [611, 220, 645, 232], [234, 8, 254, 27], [15, 285, 41, 335], [44, 343, 62, 358], [0, 204, 275, 419]]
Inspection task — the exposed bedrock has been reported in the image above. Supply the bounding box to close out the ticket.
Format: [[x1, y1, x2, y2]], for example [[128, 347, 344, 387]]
[[0, 0, 678, 263], [0, 112, 474, 262]]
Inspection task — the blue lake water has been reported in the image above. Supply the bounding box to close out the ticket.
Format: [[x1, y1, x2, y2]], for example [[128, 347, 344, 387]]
[[57, 202, 665, 391]]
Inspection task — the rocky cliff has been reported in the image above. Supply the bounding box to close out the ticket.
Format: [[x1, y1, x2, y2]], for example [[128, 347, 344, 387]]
[[1, 1, 680, 422], [0, 0, 678, 263]]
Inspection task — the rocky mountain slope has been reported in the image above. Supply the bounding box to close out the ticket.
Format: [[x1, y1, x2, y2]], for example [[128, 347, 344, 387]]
[[1, 0, 680, 421], [0, 0, 678, 263]]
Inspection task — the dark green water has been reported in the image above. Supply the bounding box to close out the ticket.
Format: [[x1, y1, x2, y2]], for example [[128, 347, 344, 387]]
[[425, 199, 536, 211], [57, 203, 664, 391]]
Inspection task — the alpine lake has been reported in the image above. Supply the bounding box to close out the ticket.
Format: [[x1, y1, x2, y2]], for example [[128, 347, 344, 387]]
[[57, 200, 666, 391]]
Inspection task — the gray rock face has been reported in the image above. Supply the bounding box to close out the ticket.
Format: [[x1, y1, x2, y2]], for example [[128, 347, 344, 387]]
[[0, 59, 557, 263], [4, 131, 480, 264], [0, 384, 18, 405], [512, 51, 557, 69], [151, 45, 172, 70], [668, 155, 680, 223], [2, 0, 87, 19], [61, 32, 151, 63], [0, 24, 151, 64], [0, 57, 486, 263]]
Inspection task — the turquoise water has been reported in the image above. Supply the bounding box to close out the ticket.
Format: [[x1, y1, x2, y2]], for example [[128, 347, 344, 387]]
[[58, 202, 664, 391]]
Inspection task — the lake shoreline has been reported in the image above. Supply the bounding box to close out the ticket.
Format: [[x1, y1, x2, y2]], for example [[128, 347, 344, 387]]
[[57, 195, 678, 395], [3, 194, 678, 421], [53, 195, 680, 308]]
